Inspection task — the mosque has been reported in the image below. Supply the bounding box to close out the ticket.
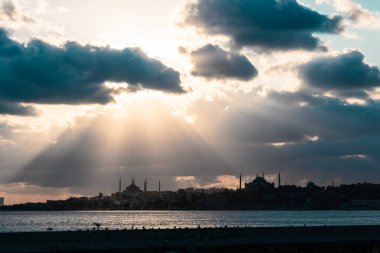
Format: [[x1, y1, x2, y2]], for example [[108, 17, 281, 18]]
[[112, 177, 161, 197], [114, 172, 280, 197], [244, 173, 279, 191]]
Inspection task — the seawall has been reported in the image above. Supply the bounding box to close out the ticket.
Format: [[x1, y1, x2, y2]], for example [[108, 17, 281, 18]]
[[1, 225, 380, 253]]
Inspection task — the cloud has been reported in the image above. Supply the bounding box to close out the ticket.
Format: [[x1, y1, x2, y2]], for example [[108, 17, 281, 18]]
[[186, 90, 380, 184], [0, 0, 35, 23], [189, 44, 257, 80], [0, 121, 11, 139], [175, 175, 240, 189], [299, 51, 380, 95], [316, 0, 380, 29], [184, 0, 343, 51], [189, 90, 380, 144], [0, 28, 183, 114], [0, 101, 37, 116]]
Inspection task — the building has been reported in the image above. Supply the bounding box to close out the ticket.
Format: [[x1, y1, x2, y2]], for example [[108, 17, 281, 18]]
[[245, 174, 274, 191], [0, 197, 4, 206], [306, 181, 318, 189], [122, 178, 142, 195]]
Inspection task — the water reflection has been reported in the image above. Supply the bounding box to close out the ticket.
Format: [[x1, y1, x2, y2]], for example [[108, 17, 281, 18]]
[[0, 210, 379, 232]]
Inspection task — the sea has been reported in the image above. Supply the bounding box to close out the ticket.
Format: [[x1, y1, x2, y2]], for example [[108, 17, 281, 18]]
[[1, 210, 380, 232]]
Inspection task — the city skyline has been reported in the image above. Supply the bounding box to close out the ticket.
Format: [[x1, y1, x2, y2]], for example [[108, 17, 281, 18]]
[[1, 0, 380, 205], [4, 173, 380, 210], [70, 172, 366, 196]]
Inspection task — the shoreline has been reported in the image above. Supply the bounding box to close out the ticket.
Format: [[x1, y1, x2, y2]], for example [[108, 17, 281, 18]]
[[2, 225, 380, 253]]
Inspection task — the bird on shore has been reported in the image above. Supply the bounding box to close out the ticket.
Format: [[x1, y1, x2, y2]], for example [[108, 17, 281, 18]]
[[93, 223, 101, 230]]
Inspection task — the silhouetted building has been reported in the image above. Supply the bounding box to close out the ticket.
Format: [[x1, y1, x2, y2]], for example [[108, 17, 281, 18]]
[[307, 181, 317, 189], [245, 174, 274, 191], [119, 177, 122, 193], [7, 178, 380, 211], [239, 174, 242, 190], [0, 197, 4, 206], [144, 178, 147, 192], [123, 178, 142, 195]]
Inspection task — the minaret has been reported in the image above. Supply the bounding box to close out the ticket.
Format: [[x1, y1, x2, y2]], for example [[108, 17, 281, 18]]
[[119, 177, 121, 192], [144, 178, 147, 192], [159, 180, 161, 192], [239, 173, 242, 190], [332, 179, 335, 188], [262, 172, 264, 178], [278, 173, 281, 188], [131, 178, 135, 185]]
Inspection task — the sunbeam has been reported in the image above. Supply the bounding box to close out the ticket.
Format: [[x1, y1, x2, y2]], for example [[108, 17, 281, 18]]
[[12, 99, 231, 196]]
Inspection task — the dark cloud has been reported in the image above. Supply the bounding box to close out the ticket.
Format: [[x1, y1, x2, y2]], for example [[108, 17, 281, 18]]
[[190, 44, 257, 80], [184, 0, 342, 51], [0, 101, 37, 116], [190, 90, 380, 143], [184, 90, 380, 184], [0, 28, 183, 113], [300, 51, 380, 95]]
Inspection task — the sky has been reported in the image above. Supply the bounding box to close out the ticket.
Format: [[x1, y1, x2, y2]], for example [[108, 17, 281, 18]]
[[0, 0, 380, 204]]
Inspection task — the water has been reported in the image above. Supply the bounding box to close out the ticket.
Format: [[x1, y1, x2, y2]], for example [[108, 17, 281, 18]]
[[1, 210, 380, 232]]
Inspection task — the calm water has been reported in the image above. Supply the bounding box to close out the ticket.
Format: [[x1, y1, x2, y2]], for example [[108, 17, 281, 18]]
[[1, 210, 380, 232]]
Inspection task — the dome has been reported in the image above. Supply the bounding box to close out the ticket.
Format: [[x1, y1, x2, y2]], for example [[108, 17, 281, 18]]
[[253, 176, 268, 184]]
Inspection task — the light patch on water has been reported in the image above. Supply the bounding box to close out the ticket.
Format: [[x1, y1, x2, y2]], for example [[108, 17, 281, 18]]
[[1, 210, 380, 232]]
